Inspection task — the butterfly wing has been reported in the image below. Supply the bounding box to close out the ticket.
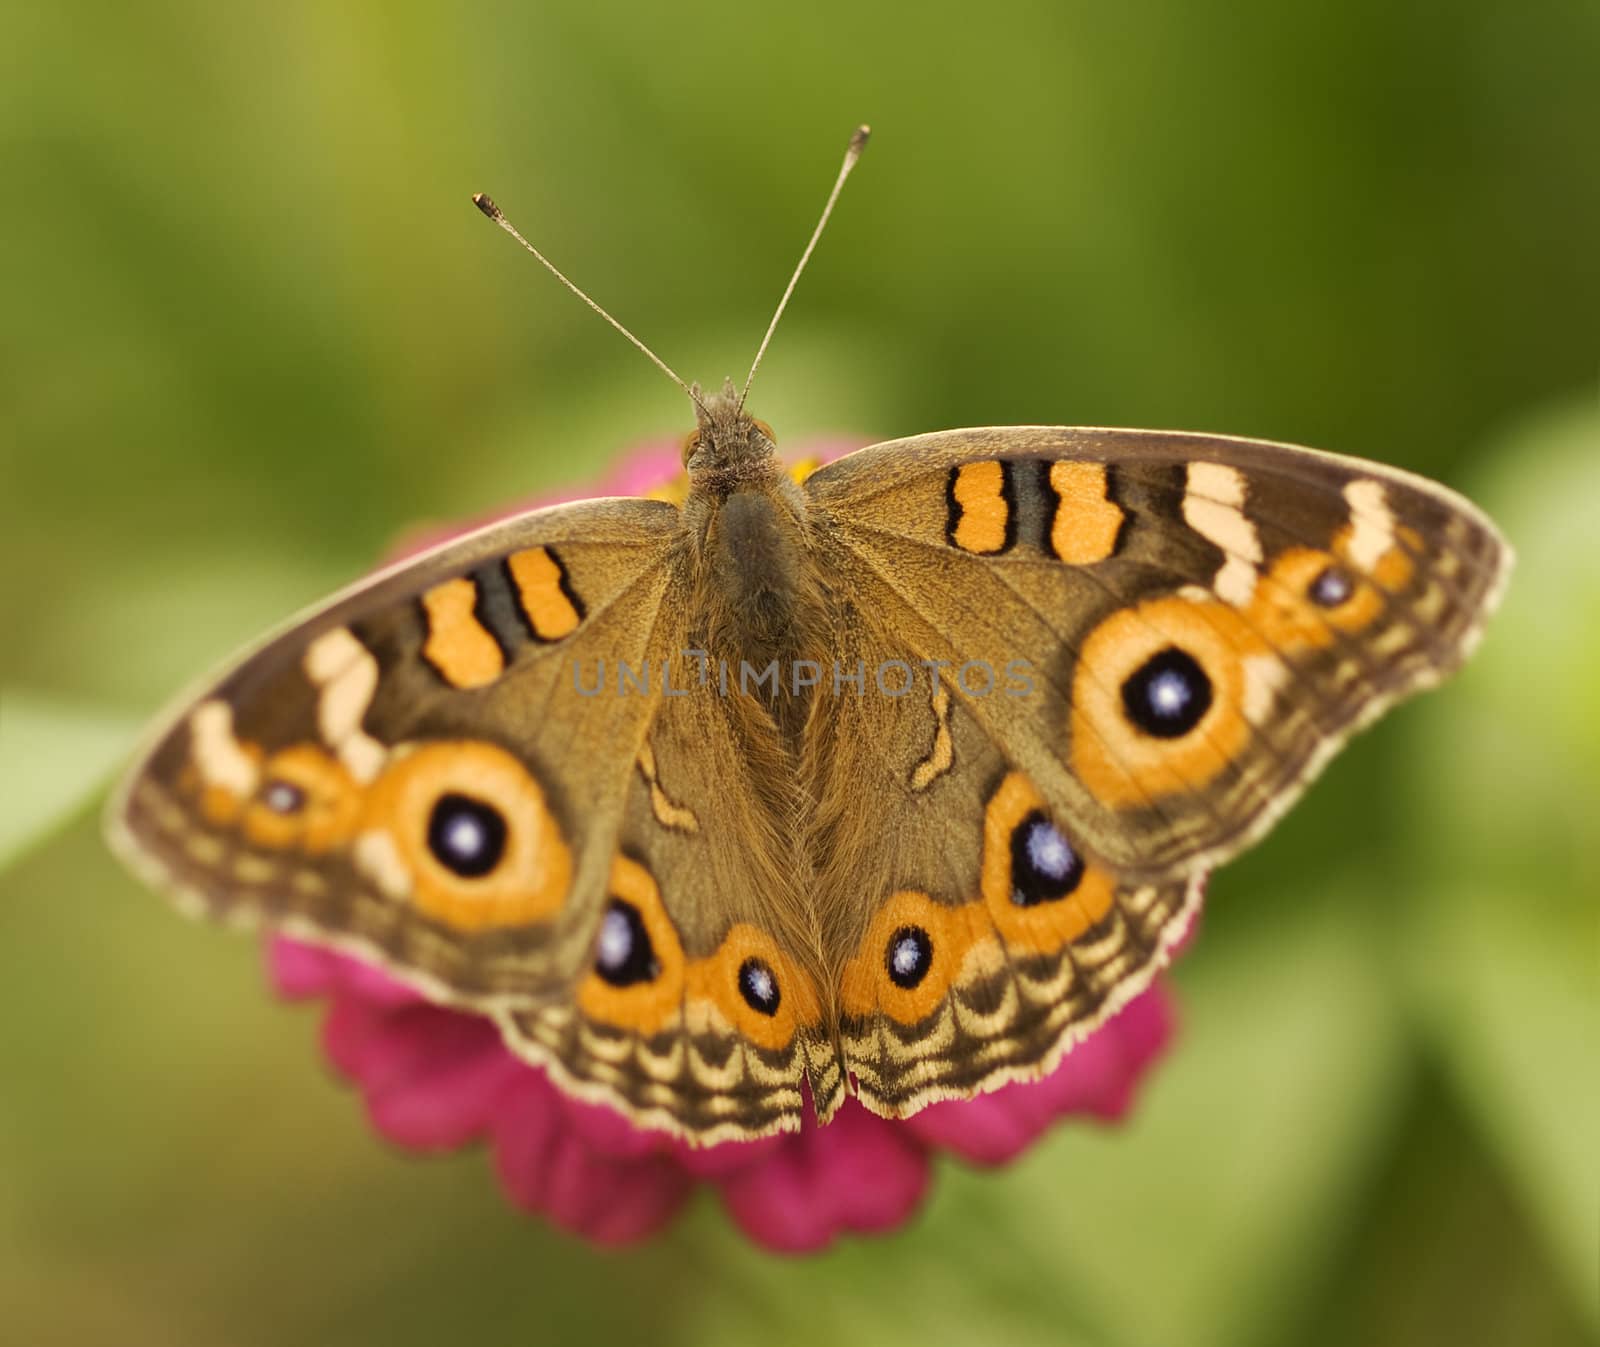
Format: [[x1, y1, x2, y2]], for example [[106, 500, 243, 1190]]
[[803, 426, 1509, 1114], [498, 662, 837, 1142], [109, 497, 683, 1007], [807, 426, 1509, 874], [802, 644, 1199, 1117], [113, 491, 835, 1141]]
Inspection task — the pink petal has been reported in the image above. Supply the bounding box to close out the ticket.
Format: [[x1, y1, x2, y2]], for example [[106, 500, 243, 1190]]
[[672, 1130, 787, 1180], [340, 1002, 518, 1151], [319, 996, 391, 1081], [545, 1073, 788, 1177], [367, 1048, 524, 1151], [333, 957, 424, 1009], [903, 985, 1176, 1166], [716, 1099, 930, 1253], [266, 937, 346, 1000], [492, 1074, 694, 1245], [268, 937, 420, 1009], [554, 1090, 682, 1163], [599, 440, 684, 496], [315, 995, 502, 1147]]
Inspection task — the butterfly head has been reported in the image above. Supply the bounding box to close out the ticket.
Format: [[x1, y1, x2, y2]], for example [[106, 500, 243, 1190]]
[[682, 377, 780, 488]]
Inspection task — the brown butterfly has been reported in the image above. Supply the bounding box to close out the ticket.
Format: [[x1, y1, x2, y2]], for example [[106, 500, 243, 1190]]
[[107, 127, 1511, 1144]]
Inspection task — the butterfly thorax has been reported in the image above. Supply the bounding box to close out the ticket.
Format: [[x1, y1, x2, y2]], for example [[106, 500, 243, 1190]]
[[687, 483, 829, 734], [680, 383, 830, 693]]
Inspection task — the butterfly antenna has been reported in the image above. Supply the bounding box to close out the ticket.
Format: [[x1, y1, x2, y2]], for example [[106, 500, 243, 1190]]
[[472, 193, 706, 414], [738, 124, 870, 412]]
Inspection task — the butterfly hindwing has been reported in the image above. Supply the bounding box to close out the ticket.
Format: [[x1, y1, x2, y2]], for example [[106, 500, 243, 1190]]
[[802, 645, 1198, 1117], [498, 608, 835, 1143]]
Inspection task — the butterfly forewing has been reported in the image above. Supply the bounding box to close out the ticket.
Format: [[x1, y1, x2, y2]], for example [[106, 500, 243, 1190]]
[[806, 427, 1511, 877], [109, 497, 681, 1007]]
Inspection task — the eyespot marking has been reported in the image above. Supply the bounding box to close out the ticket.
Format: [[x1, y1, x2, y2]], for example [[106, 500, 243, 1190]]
[[595, 900, 659, 987], [261, 780, 305, 814], [1309, 565, 1354, 607], [1252, 546, 1400, 647], [578, 857, 684, 1034], [885, 926, 933, 989], [1010, 811, 1084, 904], [980, 772, 1116, 951], [686, 923, 818, 1050], [840, 890, 994, 1023], [362, 741, 571, 931], [737, 958, 781, 1015], [1069, 597, 1253, 809], [1121, 647, 1214, 739], [1071, 495, 1426, 811], [426, 792, 508, 878], [242, 745, 360, 852]]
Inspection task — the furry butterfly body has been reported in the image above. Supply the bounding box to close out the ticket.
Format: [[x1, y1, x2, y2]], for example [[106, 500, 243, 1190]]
[[108, 383, 1510, 1143]]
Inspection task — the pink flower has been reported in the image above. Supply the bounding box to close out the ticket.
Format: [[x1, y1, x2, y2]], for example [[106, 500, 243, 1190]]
[[270, 937, 1178, 1251], [268, 436, 1195, 1253]]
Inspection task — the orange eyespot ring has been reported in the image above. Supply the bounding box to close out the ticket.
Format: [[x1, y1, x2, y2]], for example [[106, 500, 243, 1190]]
[[681, 428, 702, 465], [242, 744, 361, 853], [362, 741, 572, 932], [578, 855, 686, 1035]]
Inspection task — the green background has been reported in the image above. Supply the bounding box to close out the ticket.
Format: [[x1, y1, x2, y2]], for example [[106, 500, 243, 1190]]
[[2, 3, 1596, 1344]]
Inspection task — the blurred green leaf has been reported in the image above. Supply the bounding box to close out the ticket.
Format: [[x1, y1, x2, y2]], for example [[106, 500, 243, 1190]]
[[1293, 1070, 1595, 1347], [1402, 398, 1600, 1329], [0, 692, 140, 871], [1408, 887, 1598, 1331]]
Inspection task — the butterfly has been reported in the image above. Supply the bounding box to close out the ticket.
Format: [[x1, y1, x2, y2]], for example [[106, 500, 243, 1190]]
[[106, 128, 1511, 1144]]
